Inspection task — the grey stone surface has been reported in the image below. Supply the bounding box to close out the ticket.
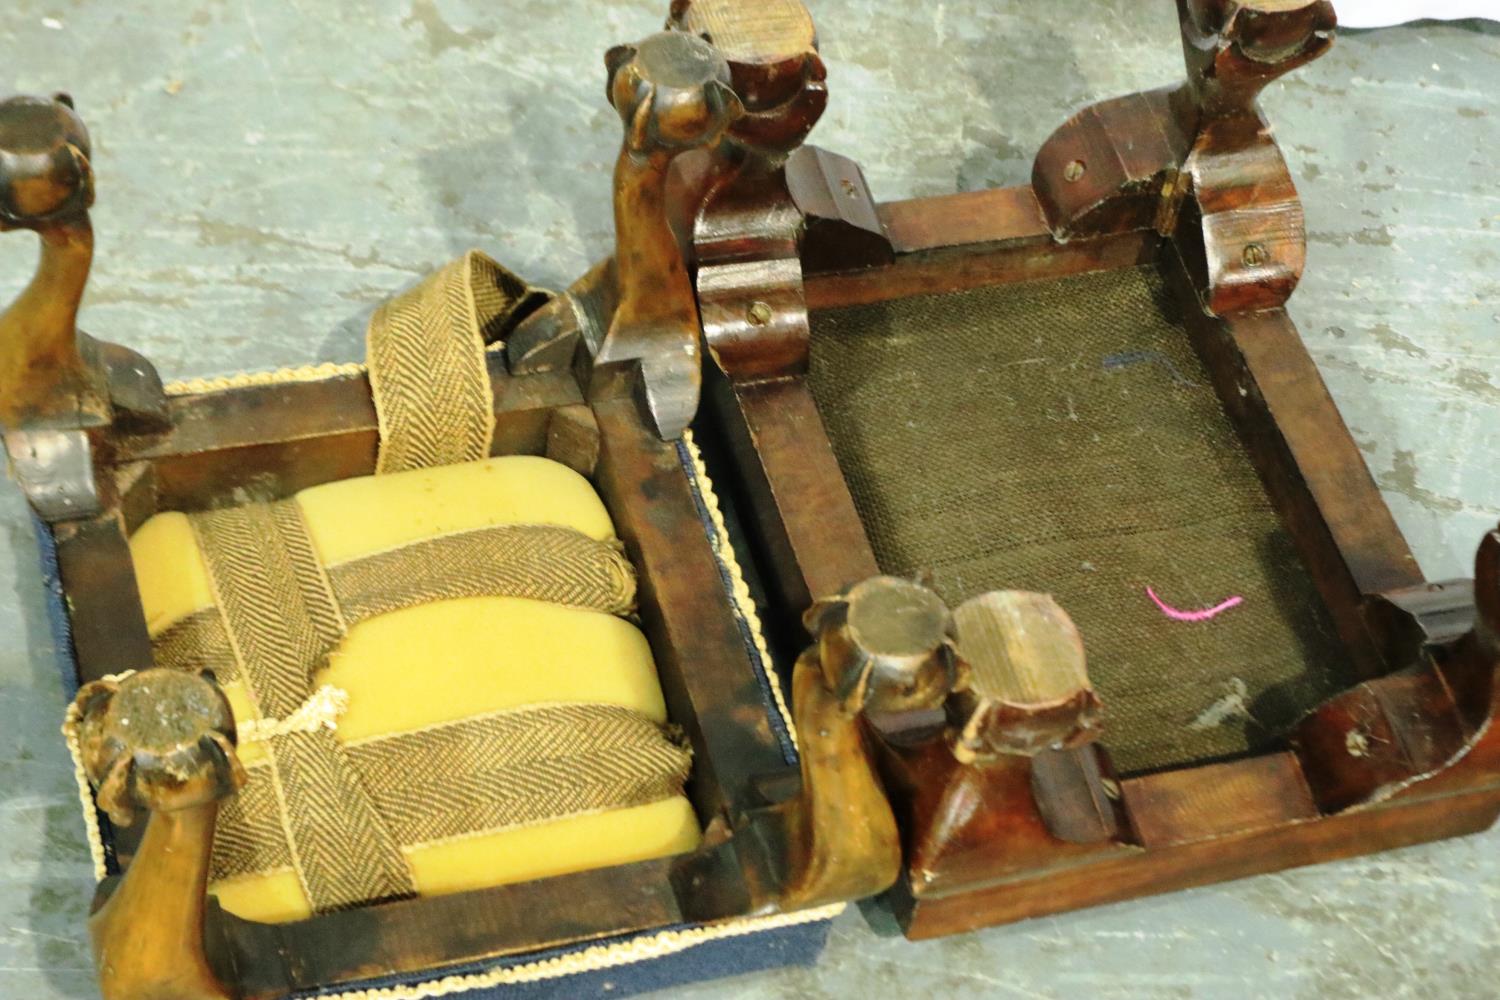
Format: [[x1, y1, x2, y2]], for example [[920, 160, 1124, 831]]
[[0, 2, 1495, 998]]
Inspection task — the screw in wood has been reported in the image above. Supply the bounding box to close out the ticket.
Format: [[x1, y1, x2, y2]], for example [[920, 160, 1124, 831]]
[[1063, 159, 1086, 182], [747, 301, 773, 326], [1242, 242, 1270, 266]]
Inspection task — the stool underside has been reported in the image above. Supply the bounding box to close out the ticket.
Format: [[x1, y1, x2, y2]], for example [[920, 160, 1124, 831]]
[[807, 265, 1356, 774]]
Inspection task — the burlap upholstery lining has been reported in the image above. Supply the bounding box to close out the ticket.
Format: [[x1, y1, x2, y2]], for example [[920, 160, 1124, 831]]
[[184, 498, 685, 912], [806, 265, 1354, 774]]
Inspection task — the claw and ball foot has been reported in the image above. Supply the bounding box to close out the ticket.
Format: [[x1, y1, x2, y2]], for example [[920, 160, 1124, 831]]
[[74, 670, 244, 1000], [806, 577, 1101, 760], [592, 32, 742, 439], [948, 591, 1100, 761]]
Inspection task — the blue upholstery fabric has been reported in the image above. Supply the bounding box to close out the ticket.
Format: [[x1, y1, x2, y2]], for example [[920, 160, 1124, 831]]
[[294, 918, 832, 999], [34, 514, 122, 875], [31, 511, 77, 700]]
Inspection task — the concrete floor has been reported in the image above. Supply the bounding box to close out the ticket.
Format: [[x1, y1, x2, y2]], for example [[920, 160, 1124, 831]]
[[1, 2, 1496, 997]]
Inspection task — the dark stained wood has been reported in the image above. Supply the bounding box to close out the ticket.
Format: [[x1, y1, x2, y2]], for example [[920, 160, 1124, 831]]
[[1394, 640, 1500, 804], [594, 396, 795, 823], [112, 460, 156, 536], [669, 0, 819, 112], [692, 147, 811, 384], [876, 186, 1047, 253], [1168, 0, 1335, 313], [224, 858, 685, 1000], [1123, 753, 1317, 846], [1295, 536, 1498, 812], [684, 1, 829, 386], [544, 404, 601, 476], [1165, 246, 1423, 674], [1028, 747, 1123, 845], [669, 0, 828, 161], [704, 372, 877, 617], [1176, 113, 1307, 315], [1028, 1, 1334, 314], [52, 513, 154, 683], [785, 145, 893, 274], [1294, 666, 1483, 813], [1176, 0, 1336, 121], [152, 432, 379, 513], [895, 778, 1500, 939], [698, 255, 809, 379], [117, 361, 577, 463], [878, 705, 1500, 939], [1031, 88, 1188, 240], [692, 0, 1497, 949], [121, 366, 575, 512], [1370, 578, 1478, 656], [804, 226, 1158, 311], [874, 739, 1124, 901], [118, 372, 376, 461]]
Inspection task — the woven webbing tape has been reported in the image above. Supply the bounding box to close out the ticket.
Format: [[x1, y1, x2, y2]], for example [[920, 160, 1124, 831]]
[[807, 265, 1355, 774], [186, 499, 683, 913], [366, 251, 547, 475], [210, 704, 692, 884], [192, 501, 416, 909], [331, 525, 636, 625], [153, 523, 637, 683]]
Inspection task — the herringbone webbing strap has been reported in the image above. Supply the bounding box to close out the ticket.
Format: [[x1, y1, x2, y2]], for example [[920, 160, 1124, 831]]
[[348, 704, 692, 846], [152, 523, 637, 683], [366, 251, 544, 475], [329, 525, 636, 623], [153, 612, 235, 678], [267, 728, 415, 910], [190, 502, 417, 910], [209, 703, 691, 882], [212, 769, 291, 880], [190, 503, 333, 716]]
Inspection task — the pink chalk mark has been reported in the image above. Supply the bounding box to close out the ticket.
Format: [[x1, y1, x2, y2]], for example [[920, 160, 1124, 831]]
[[1146, 586, 1244, 622]]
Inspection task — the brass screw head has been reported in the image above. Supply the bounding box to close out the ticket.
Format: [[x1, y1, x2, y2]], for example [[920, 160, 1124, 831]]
[[1063, 159, 1086, 182], [1242, 242, 1271, 266], [747, 301, 773, 326]]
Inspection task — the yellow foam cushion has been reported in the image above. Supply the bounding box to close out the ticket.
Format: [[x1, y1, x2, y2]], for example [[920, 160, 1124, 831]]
[[128, 455, 699, 923], [209, 800, 702, 926]]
